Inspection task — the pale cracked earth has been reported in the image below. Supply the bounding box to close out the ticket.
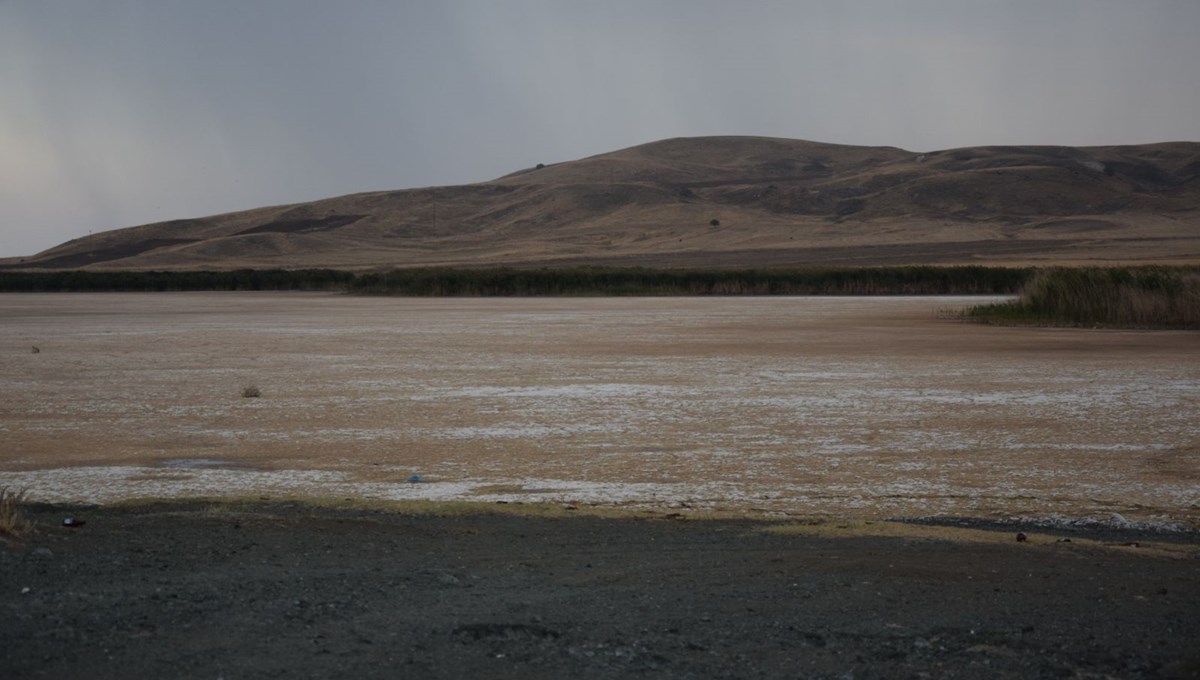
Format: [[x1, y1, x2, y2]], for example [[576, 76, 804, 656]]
[[1, 292, 1197, 528]]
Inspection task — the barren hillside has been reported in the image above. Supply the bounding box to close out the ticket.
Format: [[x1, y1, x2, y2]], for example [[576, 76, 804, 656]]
[[7, 136, 1200, 270]]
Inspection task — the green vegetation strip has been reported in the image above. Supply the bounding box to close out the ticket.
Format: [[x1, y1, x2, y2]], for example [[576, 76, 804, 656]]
[[348, 266, 1031, 296], [962, 266, 1200, 330], [0, 268, 355, 292], [0, 266, 1031, 295], [4, 266, 1199, 325]]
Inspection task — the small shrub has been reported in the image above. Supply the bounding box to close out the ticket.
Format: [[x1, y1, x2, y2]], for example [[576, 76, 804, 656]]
[[0, 487, 34, 538], [241, 385, 262, 399], [709, 218, 720, 227]]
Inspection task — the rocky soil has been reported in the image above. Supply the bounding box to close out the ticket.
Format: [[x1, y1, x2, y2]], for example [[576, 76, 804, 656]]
[[3, 501, 1199, 679]]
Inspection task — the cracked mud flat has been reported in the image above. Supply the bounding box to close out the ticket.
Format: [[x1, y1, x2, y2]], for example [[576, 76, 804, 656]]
[[1, 292, 1198, 529], [2, 293, 1199, 678]]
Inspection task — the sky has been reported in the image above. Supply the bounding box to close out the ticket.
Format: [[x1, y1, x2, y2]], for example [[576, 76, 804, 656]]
[[3, 1, 1199, 258]]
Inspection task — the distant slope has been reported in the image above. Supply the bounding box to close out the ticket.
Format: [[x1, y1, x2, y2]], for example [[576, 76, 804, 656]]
[[6, 136, 1200, 270]]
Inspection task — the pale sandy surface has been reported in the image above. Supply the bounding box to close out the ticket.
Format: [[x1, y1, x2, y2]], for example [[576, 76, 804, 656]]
[[1, 293, 1197, 527]]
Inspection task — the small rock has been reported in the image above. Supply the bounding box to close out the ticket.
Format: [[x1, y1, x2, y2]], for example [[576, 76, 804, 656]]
[[62, 517, 85, 528], [1015, 532, 1027, 542], [31, 346, 40, 354], [21, 587, 31, 594]]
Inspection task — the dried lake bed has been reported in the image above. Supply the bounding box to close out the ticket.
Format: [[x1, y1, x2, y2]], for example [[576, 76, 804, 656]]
[[1, 292, 1197, 528]]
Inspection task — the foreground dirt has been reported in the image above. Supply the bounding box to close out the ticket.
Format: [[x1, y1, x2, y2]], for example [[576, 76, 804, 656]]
[[3, 502, 1199, 679]]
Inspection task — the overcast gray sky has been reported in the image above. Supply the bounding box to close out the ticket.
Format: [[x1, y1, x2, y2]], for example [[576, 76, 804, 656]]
[[3, 0, 1199, 258]]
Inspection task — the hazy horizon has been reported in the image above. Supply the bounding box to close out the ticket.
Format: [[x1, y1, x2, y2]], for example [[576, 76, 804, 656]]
[[3, 1, 1199, 258]]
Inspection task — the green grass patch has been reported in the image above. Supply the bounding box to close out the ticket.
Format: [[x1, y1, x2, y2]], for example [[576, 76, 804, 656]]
[[101, 493, 825, 522], [963, 266, 1200, 329], [103, 495, 704, 521]]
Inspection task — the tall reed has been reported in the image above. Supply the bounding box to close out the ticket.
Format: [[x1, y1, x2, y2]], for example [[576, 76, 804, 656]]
[[963, 267, 1200, 329], [347, 266, 1031, 296]]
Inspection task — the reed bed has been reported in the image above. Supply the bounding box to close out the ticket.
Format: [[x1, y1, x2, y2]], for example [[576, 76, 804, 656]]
[[0, 265, 1031, 295], [0, 269, 354, 292], [347, 266, 1030, 296], [963, 267, 1200, 329], [6, 266, 1199, 314]]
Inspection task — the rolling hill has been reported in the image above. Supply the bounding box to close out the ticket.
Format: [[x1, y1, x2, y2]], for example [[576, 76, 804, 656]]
[[6, 136, 1200, 270]]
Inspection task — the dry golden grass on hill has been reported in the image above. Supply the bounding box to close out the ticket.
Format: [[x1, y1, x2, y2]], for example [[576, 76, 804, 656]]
[[4, 136, 1199, 271]]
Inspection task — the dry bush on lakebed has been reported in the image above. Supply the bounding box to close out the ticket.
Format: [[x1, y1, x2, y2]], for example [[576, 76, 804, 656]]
[[0, 487, 34, 538]]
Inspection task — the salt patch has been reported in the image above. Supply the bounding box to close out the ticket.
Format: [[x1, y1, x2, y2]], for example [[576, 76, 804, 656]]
[[433, 423, 632, 439], [158, 458, 253, 470], [4, 463, 1188, 527], [423, 383, 687, 400]]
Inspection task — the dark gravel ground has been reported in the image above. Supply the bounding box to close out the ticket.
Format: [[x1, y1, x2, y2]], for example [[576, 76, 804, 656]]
[[2, 501, 1198, 679]]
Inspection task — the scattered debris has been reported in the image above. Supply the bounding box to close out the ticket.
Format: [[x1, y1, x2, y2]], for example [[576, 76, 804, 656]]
[[453, 623, 561, 641]]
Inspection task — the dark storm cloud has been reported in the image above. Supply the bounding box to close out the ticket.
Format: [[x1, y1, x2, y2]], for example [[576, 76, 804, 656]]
[[2, 0, 1198, 256]]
